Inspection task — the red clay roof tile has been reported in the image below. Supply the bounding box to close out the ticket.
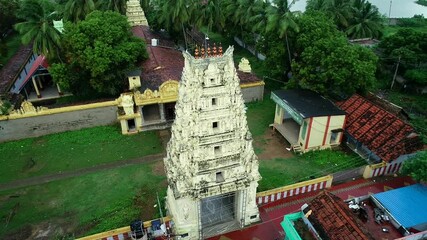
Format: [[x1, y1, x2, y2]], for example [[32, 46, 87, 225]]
[[0, 44, 33, 94], [131, 26, 262, 91], [337, 94, 422, 162], [308, 191, 374, 240]]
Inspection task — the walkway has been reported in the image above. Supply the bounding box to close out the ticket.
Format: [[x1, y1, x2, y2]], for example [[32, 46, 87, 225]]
[[208, 176, 414, 240], [0, 153, 165, 192]]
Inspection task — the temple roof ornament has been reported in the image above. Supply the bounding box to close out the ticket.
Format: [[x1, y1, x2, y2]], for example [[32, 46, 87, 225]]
[[238, 58, 252, 73]]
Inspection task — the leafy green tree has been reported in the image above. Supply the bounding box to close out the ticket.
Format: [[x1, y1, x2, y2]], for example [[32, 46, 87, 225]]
[[290, 12, 378, 96], [379, 29, 427, 67], [404, 68, 427, 86], [402, 151, 427, 182], [63, 0, 95, 23], [346, 0, 383, 39], [50, 11, 147, 96], [14, 0, 62, 59]]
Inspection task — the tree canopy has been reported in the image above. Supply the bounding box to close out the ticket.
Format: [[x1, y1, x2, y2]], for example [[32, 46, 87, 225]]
[[306, 0, 383, 39], [402, 151, 427, 183], [379, 28, 427, 67], [14, 0, 62, 59], [290, 11, 378, 96], [50, 11, 147, 96]]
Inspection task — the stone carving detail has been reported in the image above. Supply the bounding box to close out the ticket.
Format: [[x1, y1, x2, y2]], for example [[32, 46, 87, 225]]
[[121, 94, 135, 115], [159, 81, 179, 98], [165, 46, 261, 237], [238, 57, 252, 73], [9, 101, 48, 116]]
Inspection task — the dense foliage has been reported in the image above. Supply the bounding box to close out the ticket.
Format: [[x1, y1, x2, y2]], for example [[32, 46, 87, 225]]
[[290, 12, 378, 96], [50, 11, 147, 96], [0, 0, 19, 38], [402, 151, 427, 182], [14, 0, 61, 59], [306, 0, 383, 39]]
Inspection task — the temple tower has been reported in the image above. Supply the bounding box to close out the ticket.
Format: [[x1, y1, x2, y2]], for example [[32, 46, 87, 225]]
[[126, 0, 148, 26], [164, 47, 261, 239]]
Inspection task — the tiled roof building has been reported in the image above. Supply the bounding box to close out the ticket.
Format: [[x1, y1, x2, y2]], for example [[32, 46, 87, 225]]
[[0, 44, 33, 95], [336, 94, 422, 162], [306, 191, 374, 240], [131, 26, 263, 91]]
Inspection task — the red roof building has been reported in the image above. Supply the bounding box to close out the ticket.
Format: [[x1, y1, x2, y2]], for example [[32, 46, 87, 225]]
[[131, 26, 263, 91], [306, 191, 374, 240], [0, 44, 34, 95], [336, 94, 422, 163]]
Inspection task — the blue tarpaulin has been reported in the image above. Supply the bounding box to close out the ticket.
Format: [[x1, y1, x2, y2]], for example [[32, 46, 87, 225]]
[[373, 184, 427, 229]]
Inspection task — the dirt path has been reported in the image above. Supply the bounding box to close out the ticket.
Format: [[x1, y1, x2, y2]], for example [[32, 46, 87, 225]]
[[0, 153, 166, 192], [255, 130, 294, 160]]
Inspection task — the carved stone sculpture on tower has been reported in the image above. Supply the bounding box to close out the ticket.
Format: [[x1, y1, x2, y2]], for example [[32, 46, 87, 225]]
[[164, 46, 261, 239]]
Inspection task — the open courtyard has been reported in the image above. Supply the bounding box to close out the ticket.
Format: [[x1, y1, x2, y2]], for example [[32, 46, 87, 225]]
[[0, 97, 365, 239]]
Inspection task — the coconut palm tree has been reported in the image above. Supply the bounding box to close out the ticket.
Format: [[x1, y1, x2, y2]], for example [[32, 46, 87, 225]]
[[156, 0, 195, 32], [194, 0, 225, 33], [63, 0, 95, 23], [98, 0, 128, 15], [250, 0, 269, 33], [266, 0, 300, 65], [346, 0, 383, 39], [321, 0, 351, 30], [14, 0, 62, 59]]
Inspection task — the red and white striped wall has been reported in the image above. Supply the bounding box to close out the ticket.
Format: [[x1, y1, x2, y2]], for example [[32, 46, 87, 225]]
[[371, 161, 403, 178], [256, 176, 333, 206], [101, 232, 130, 240]]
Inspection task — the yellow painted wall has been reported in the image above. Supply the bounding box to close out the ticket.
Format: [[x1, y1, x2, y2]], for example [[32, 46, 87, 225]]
[[328, 115, 346, 145], [274, 104, 284, 124], [307, 116, 328, 149], [302, 114, 345, 151]]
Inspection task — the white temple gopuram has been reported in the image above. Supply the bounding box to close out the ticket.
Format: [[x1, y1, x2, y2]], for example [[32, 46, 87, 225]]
[[164, 46, 261, 239]]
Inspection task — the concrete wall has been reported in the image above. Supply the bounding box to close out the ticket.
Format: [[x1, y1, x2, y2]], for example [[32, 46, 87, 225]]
[[256, 175, 333, 205], [0, 105, 117, 142], [241, 85, 264, 103], [304, 115, 345, 151]]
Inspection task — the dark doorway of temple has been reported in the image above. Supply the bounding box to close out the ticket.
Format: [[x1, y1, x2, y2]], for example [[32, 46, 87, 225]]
[[165, 102, 176, 120], [127, 119, 136, 131], [201, 192, 235, 228]]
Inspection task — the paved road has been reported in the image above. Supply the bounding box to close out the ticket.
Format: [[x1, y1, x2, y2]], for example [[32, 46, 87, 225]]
[[0, 153, 166, 192]]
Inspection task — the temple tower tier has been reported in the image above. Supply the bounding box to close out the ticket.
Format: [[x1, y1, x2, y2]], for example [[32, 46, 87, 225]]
[[164, 47, 261, 239], [126, 0, 148, 26]]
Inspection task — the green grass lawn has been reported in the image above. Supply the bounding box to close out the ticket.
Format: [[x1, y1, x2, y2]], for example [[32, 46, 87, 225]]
[[246, 97, 275, 137], [0, 32, 22, 68], [0, 125, 163, 183], [0, 162, 167, 239], [258, 149, 366, 191]]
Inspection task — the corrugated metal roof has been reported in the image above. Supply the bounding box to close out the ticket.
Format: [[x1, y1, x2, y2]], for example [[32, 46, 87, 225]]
[[373, 184, 427, 229]]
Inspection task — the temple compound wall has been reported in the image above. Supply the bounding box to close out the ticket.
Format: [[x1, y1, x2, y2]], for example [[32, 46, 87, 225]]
[[164, 47, 261, 239], [0, 101, 117, 142]]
